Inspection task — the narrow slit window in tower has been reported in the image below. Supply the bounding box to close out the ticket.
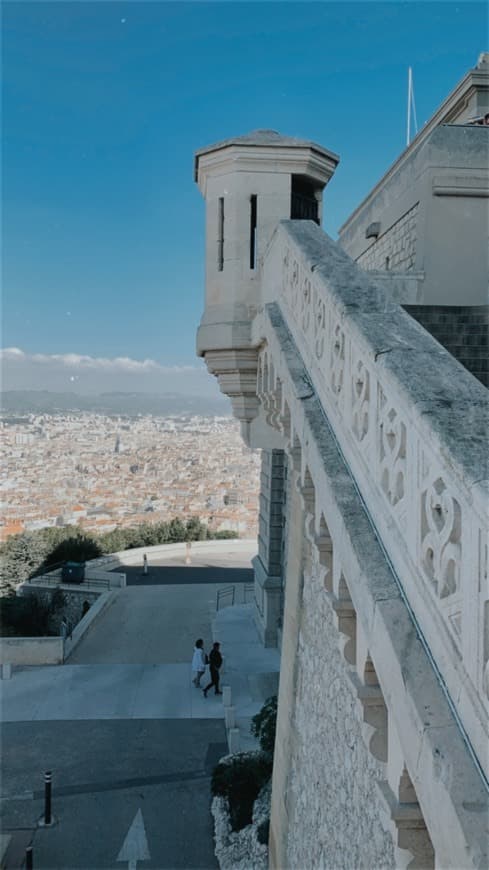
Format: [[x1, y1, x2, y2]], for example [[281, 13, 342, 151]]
[[218, 197, 224, 271], [250, 194, 257, 269]]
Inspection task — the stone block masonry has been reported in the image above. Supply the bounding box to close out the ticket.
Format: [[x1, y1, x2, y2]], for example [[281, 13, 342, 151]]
[[19, 584, 102, 636], [287, 552, 395, 870], [356, 203, 418, 272]]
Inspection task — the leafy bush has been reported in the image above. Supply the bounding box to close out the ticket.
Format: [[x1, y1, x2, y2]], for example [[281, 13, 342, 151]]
[[257, 818, 270, 845], [251, 695, 278, 755], [211, 753, 272, 832], [209, 529, 239, 540], [0, 517, 239, 595], [0, 589, 65, 638], [36, 534, 103, 575]]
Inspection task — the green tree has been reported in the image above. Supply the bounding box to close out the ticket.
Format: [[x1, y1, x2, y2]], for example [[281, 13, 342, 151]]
[[185, 518, 208, 541], [37, 533, 102, 574], [0, 532, 49, 594], [167, 518, 186, 542]]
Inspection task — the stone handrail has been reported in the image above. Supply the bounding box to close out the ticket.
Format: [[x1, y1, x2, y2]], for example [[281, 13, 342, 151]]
[[260, 220, 488, 774]]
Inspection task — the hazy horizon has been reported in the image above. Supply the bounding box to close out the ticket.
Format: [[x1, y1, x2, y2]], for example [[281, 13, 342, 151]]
[[0, 346, 223, 397]]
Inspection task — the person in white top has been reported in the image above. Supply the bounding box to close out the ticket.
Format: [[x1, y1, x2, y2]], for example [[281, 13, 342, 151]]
[[191, 639, 207, 687]]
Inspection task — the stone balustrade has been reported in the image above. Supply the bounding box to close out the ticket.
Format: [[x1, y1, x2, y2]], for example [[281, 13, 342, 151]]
[[249, 287, 487, 865], [256, 220, 488, 786]]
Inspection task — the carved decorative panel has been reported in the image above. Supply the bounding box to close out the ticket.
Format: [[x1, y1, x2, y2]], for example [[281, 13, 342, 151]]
[[378, 388, 406, 508], [421, 475, 461, 600], [331, 323, 345, 397], [301, 276, 311, 332], [313, 289, 326, 360], [351, 358, 370, 443], [291, 259, 300, 316]]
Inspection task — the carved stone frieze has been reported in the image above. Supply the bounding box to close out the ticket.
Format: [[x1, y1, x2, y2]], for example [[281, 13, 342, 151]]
[[351, 357, 370, 443], [331, 322, 346, 397], [378, 386, 406, 509], [313, 288, 326, 361], [300, 275, 311, 333], [420, 471, 461, 601]]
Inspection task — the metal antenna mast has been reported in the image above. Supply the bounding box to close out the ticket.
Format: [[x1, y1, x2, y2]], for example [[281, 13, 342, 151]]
[[407, 67, 418, 146]]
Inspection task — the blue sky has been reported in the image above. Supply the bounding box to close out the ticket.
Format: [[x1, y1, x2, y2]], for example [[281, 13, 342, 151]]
[[2, 1, 486, 392]]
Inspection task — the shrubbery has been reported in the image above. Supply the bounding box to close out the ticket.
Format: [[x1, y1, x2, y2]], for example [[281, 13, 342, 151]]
[[251, 694, 278, 755], [0, 518, 238, 595], [211, 695, 278, 837], [0, 587, 65, 638], [211, 752, 273, 832], [257, 818, 270, 845]]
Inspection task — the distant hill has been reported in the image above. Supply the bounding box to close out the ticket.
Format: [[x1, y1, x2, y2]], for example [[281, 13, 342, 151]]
[[0, 390, 231, 417]]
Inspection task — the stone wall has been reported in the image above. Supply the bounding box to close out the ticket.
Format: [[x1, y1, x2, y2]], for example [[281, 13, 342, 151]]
[[54, 588, 99, 633], [261, 221, 488, 777], [268, 476, 304, 869], [356, 204, 418, 272], [259, 228, 488, 868], [258, 449, 286, 576], [287, 546, 395, 870], [21, 585, 100, 635], [0, 636, 64, 666], [253, 450, 287, 646], [338, 125, 489, 304]]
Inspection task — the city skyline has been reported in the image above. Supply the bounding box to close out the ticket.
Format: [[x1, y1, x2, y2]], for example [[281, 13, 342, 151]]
[[0, 412, 260, 542], [3, 1, 485, 389]]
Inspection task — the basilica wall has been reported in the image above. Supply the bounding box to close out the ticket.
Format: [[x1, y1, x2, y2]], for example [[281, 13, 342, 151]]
[[355, 203, 418, 273], [285, 520, 396, 870], [258, 222, 487, 869], [338, 125, 488, 305], [194, 78, 488, 869]]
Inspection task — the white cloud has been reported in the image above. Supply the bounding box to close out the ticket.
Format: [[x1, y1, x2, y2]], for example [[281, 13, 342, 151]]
[[2, 347, 25, 357], [1, 347, 201, 374], [0, 347, 216, 396]]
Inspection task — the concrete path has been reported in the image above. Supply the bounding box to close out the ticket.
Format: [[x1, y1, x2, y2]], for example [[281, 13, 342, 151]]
[[68, 582, 223, 664], [211, 604, 280, 751], [0, 545, 280, 868], [1, 601, 280, 730]]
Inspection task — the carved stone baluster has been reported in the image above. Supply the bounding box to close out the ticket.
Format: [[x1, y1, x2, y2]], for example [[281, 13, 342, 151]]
[[332, 574, 357, 666]]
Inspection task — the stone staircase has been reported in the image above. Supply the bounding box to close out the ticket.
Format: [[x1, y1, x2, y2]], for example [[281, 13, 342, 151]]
[[403, 304, 489, 387]]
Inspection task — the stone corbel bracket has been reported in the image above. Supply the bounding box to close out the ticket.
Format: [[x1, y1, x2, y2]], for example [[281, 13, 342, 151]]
[[203, 348, 260, 426]]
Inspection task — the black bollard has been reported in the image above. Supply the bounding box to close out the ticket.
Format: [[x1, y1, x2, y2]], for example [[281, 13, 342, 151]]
[[25, 845, 33, 869], [44, 771, 52, 826]]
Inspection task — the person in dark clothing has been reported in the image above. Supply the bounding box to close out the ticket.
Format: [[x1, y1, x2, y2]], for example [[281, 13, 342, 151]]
[[203, 642, 223, 696]]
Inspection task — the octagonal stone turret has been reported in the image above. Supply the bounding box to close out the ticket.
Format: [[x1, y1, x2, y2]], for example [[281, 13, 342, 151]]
[[195, 129, 339, 425]]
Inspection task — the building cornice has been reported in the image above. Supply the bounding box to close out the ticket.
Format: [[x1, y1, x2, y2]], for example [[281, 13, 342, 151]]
[[196, 145, 339, 194]]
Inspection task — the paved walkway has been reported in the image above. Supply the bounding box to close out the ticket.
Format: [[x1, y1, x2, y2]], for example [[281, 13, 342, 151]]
[[0, 549, 280, 868], [1, 599, 280, 730]]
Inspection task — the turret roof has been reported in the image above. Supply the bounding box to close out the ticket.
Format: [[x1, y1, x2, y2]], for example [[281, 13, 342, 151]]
[[194, 129, 339, 180]]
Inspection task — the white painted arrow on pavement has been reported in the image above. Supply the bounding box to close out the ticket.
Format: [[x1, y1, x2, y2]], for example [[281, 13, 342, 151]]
[[117, 808, 150, 870]]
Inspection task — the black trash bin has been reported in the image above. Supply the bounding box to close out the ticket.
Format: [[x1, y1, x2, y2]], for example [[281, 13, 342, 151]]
[[61, 561, 85, 584]]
